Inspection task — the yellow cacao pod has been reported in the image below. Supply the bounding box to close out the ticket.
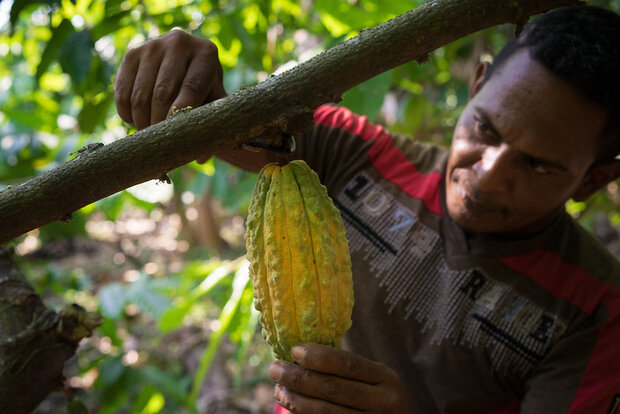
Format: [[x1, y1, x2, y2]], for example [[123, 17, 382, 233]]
[[245, 160, 354, 361]]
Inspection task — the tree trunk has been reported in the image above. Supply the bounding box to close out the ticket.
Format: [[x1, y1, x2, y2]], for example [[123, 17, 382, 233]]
[[0, 0, 581, 245], [0, 247, 102, 414]]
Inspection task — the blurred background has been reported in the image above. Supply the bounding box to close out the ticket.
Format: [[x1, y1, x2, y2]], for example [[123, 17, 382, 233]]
[[1, 0, 619, 412]]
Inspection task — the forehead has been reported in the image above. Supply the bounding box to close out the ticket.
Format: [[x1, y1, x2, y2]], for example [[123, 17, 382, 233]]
[[472, 49, 608, 168]]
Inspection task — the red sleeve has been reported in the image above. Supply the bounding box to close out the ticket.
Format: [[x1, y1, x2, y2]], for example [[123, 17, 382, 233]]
[[273, 403, 290, 414]]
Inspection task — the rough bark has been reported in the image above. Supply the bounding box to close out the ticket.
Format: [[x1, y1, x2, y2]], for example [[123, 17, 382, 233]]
[[0, 0, 581, 245], [0, 247, 103, 414]]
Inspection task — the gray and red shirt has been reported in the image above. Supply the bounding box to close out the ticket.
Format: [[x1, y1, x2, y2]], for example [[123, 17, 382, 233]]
[[276, 105, 620, 413]]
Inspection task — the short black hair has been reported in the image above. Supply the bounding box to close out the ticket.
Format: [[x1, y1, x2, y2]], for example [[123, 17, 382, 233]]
[[484, 6, 620, 164]]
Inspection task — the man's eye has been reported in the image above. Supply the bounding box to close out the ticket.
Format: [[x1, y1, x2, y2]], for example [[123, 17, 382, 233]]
[[473, 117, 497, 142], [474, 118, 488, 133], [524, 156, 551, 175]]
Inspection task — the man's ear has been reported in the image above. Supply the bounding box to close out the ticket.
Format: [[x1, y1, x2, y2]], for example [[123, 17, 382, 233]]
[[469, 62, 490, 99], [572, 159, 620, 201]]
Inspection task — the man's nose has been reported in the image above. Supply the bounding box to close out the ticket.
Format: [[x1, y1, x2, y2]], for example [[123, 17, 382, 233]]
[[472, 145, 513, 192]]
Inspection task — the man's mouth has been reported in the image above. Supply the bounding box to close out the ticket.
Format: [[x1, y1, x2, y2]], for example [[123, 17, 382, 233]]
[[454, 179, 507, 218]]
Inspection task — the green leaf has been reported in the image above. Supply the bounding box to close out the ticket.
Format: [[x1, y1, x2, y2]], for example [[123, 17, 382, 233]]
[[125, 276, 171, 319], [90, 10, 133, 41], [233, 297, 260, 388], [96, 318, 123, 346], [189, 261, 251, 406], [158, 260, 237, 332], [104, 0, 125, 16], [35, 19, 74, 83], [98, 282, 126, 319], [341, 70, 393, 121], [37, 210, 88, 242], [59, 30, 94, 86], [140, 365, 192, 404], [67, 398, 90, 414], [157, 303, 191, 333], [97, 356, 125, 386], [9, 0, 62, 33], [96, 192, 127, 221], [78, 92, 114, 133], [209, 159, 256, 212], [2, 93, 60, 132]]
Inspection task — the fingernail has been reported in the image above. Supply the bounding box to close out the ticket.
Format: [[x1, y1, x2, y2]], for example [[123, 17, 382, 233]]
[[268, 362, 283, 381], [291, 344, 306, 362], [273, 383, 283, 401]]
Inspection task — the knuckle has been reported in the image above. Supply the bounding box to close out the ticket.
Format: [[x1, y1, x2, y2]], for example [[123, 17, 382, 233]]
[[194, 41, 220, 64], [320, 378, 344, 399], [196, 38, 218, 54], [279, 391, 297, 412], [342, 356, 364, 379], [165, 29, 190, 45], [123, 47, 141, 61], [152, 82, 175, 104], [182, 76, 207, 94], [287, 366, 311, 387], [131, 88, 150, 107], [114, 83, 131, 102]]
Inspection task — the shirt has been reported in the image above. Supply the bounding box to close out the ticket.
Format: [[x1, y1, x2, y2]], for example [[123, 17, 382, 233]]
[[275, 105, 620, 413]]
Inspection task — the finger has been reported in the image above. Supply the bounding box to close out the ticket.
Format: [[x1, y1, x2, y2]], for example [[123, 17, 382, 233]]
[[274, 383, 362, 414], [130, 48, 165, 130], [167, 51, 224, 119], [292, 343, 387, 384], [270, 361, 375, 409], [207, 56, 227, 101], [194, 39, 226, 102], [150, 51, 190, 125], [114, 49, 140, 126]]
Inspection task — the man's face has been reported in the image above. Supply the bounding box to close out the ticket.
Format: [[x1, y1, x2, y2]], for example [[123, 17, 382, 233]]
[[445, 49, 608, 235]]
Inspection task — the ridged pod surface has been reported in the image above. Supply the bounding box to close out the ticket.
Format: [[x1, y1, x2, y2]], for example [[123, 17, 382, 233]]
[[245, 160, 354, 361]]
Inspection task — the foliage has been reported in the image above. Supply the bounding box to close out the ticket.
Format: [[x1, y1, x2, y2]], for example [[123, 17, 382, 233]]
[[1, 0, 619, 412]]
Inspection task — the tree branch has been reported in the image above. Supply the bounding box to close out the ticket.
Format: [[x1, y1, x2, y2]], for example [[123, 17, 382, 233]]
[[0, 0, 581, 244]]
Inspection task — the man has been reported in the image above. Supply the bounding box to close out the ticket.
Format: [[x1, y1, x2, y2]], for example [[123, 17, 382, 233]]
[[114, 6, 620, 413]]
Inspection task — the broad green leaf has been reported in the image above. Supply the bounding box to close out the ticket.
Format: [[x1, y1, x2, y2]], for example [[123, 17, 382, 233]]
[[98, 282, 126, 319], [158, 259, 238, 332], [391, 95, 428, 136], [157, 303, 192, 332], [9, 0, 63, 33], [2, 93, 60, 132], [90, 10, 132, 41], [140, 365, 192, 404], [35, 19, 74, 83], [97, 356, 125, 386], [97, 317, 123, 346], [141, 392, 165, 414], [104, 0, 126, 16], [67, 398, 90, 414], [131, 385, 158, 414], [78, 92, 114, 133], [341, 69, 393, 121], [125, 275, 172, 319], [59, 30, 94, 86]]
